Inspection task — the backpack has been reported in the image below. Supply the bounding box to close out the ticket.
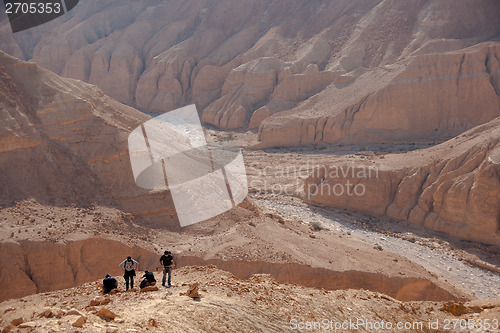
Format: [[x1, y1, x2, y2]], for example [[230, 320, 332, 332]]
[[124, 259, 134, 270]]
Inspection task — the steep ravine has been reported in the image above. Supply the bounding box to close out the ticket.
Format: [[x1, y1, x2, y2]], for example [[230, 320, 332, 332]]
[[0, 238, 462, 303]]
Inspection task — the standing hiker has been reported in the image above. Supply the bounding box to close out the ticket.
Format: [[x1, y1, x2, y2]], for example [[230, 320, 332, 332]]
[[119, 256, 139, 291], [159, 250, 175, 287]]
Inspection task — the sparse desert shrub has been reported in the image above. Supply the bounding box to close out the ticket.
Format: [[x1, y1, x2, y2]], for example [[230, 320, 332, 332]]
[[310, 221, 324, 231]]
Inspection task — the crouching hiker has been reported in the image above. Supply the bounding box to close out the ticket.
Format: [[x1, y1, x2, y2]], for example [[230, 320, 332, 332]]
[[159, 250, 175, 287], [119, 256, 139, 291], [102, 274, 117, 294], [140, 270, 156, 289]]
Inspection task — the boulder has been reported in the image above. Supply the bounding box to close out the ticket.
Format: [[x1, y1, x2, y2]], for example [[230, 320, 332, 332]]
[[96, 308, 118, 321], [90, 296, 111, 306], [10, 318, 23, 326], [186, 283, 201, 299], [38, 308, 63, 318], [140, 286, 159, 293], [17, 322, 37, 328], [66, 308, 85, 317], [72, 316, 87, 328]]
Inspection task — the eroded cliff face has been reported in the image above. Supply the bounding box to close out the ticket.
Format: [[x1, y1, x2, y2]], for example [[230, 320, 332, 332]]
[[0, 51, 178, 228], [256, 42, 500, 148], [1, 0, 499, 142], [303, 118, 500, 245], [0, 238, 158, 301], [0, 238, 461, 303]]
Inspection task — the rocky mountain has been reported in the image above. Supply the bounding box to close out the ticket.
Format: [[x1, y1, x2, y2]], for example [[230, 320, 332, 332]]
[[0, 51, 178, 228], [255, 42, 500, 148], [1, 0, 500, 319], [1, 0, 499, 146], [303, 116, 500, 245], [1, 50, 468, 305]]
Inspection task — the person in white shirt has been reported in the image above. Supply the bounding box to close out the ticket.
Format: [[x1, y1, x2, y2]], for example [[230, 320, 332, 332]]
[[119, 256, 139, 290]]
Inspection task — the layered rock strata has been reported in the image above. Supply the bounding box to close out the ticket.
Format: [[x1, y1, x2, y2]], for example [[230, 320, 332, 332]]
[[1, 0, 499, 142], [303, 117, 500, 245], [0, 51, 178, 228]]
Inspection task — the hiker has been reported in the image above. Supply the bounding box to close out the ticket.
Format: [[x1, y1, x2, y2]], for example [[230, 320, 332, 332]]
[[119, 256, 139, 291], [102, 274, 117, 294], [140, 270, 156, 289], [159, 250, 175, 287]]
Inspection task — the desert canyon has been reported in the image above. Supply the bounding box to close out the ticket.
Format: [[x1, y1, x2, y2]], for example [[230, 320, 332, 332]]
[[0, 0, 500, 332]]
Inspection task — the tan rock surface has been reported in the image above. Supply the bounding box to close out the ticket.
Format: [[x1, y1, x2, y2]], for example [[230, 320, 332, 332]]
[[66, 308, 85, 317], [96, 308, 118, 321], [256, 42, 500, 148], [0, 197, 472, 303], [249, 106, 271, 129], [303, 117, 500, 245], [17, 321, 37, 328], [72, 315, 87, 327], [0, 51, 178, 228], [140, 286, 159, 293], [10, 318, 23, 326], [0, 238, 157, 302], [202, 57, 285, 129], [1, 0, 498, 135], [0, 266, 499, 333]]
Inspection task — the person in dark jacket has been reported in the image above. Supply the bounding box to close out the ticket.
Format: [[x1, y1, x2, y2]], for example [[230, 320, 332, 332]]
[[102, 274, 117, 294], [159, 250, 175, 287], [140, 270, 156, 289]]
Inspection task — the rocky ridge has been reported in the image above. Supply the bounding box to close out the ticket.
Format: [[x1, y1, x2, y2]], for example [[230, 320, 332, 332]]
[[1, 0, 499, 145], [0, 51, 178, 228], [1, 265, 499, 333], [303, 116, 500, 245], [1, 197, 470, 303], [255, 42, 500, 148]]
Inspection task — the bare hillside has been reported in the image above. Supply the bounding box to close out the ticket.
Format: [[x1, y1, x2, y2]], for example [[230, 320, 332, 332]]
[[0, 51, 178, 228], [0, 0, 499, 146], [1, 266, 499, 332], [303, 116, 500, 245]]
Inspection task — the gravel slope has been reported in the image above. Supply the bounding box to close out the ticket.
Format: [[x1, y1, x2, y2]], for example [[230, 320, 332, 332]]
[[253, 194, 500, 300]]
